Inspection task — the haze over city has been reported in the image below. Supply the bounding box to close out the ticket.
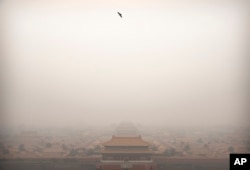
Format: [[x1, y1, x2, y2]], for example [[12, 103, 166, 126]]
[[1, 0, 249, 128]]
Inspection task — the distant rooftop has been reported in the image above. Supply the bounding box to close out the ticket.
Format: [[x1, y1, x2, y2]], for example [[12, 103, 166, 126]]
[[101, 149, 152, 154], [103, 136, 150, 147], [114, 122, 139, 137]]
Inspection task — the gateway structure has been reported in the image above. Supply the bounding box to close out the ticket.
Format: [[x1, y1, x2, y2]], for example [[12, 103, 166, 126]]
[[97, 123, 156, 170]]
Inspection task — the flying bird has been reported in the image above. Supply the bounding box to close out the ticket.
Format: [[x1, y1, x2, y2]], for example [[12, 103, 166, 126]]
[[117, 12, 122, 18]]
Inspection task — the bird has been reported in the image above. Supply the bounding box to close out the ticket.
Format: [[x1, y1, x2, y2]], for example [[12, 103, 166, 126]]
[[117, 12, 122, 18]]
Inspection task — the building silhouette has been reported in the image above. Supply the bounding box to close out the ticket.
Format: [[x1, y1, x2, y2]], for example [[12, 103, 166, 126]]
[[97, 123, 156, 170]]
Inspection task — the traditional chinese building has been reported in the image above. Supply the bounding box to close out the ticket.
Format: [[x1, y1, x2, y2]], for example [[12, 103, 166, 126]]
[[97, 135, 156, 170]]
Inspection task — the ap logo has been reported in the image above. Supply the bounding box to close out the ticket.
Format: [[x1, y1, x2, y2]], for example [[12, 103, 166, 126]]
[[234, 158, 247, 165], [230, 154, 250, 170]]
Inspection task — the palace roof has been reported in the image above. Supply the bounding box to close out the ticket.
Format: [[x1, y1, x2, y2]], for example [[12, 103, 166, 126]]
[[101, 149, 152, 154], [103, 136, 151, 147]]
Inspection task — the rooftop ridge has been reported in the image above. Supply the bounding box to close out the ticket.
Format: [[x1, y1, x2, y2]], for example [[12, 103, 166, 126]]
[[112, 135, 141, 138], [103, 135, 151, 147]]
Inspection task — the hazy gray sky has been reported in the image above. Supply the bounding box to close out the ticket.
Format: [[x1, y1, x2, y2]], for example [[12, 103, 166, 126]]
[[2, 0, 249, 127]]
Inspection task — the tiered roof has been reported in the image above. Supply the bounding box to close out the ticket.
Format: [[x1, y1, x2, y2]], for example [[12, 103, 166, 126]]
[[101, 149, 152, 154], [103, 136, 150, 147]]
